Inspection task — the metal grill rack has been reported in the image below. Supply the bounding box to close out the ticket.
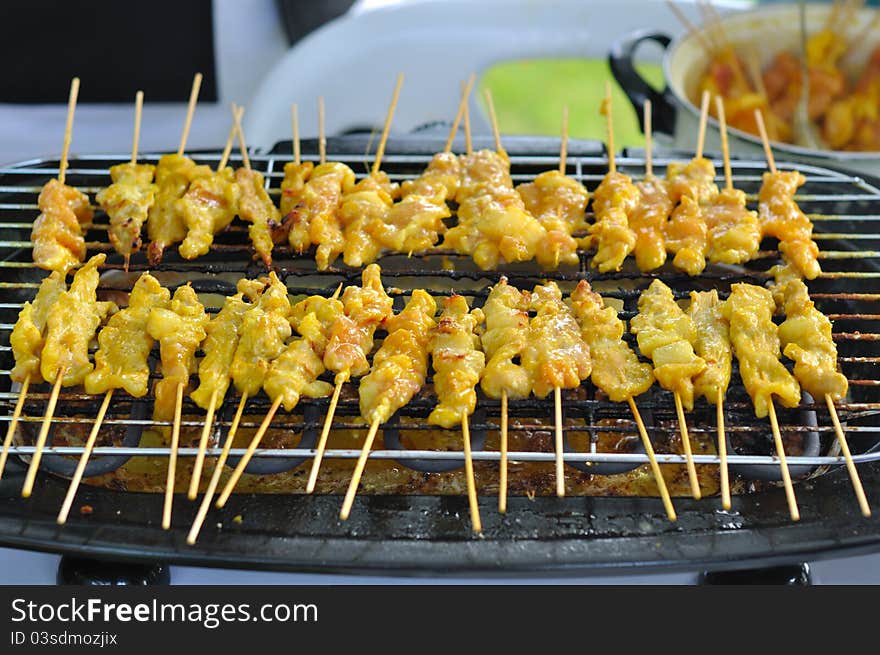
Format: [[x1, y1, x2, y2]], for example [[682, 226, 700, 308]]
[[1, 136, 879, 498]]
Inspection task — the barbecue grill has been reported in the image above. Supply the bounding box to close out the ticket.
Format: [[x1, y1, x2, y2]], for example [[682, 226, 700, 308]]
[[0, 133, 878, 575]]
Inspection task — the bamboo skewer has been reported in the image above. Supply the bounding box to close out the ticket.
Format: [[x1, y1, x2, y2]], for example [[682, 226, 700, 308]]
[[554, 386, 565, 498], [162, 381, 185, 529], [754, 109, 777, 173], [186, 392, 249, 545], [130, 91, 144, 166], [58, 78, 80, 185], [0, 376, 29, 481], [307, 373, 346, 494], [22, 369, 65, 498], [444, 74, 476, 154], [628, 397, 677, 521], [188, 387, 219, 500], [666, 0, 715, 54], [461, 410, 482, 532], [216, 395, 283, 508], [217, 104, 245, 171], [463, 85, 473, 155], [291, 104, 301, 165], [717, 387, 731, 510], [558, 106, 569, 175], [340, 414, 383, 520], [177, 73, 202, 156], [318, 96, 326, 165], [715, 96, 733, 191], [826, 393, 871, 517], [498, 390, 509, 513], [673, 391, 702, 499], [696, 90, 710, 159], [602, 82, 616, 173], [57, 389, 113, 524], [644, 99, 654, 177], [484, 89, 504, 154], [372, 73, 404, 176], [230, 104, 250, 171], [767, 400, 800, 521]]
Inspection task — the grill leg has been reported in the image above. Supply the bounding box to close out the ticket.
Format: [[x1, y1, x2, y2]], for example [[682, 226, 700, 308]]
[[56, 556, 170, 586], [700, 563, 811, 585]]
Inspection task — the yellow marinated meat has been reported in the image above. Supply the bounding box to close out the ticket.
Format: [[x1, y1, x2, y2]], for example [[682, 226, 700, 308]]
[[287, 162, 355, 267], [666, 195, 709, 276], [758, 170, 821, 280], [428, 295, 486, 428], [688, 290, 732, 404], [666, 158, 719, 205], [178, 167, 240, 260], [10, 272, 66, 383], [146, 154, 212, 265], [147, 284, 208, 422], [722, 283, 801, 418], [236, 167, 281, 268], [589, 171, 639, 272], [517, 170, 589, 269], [338, 172, 396, 268], [630, 175, 672, 272], [376, 188, 449, 255], [32, 178, 93, 273], [777, 278, 848, 401], [280, 161, 314, 216], [401, 152, 461, 200], [522, 283, 591, 399], [479, 276, 531, 400], [445, 150, 548, 270], [324, 264, 394, 383], [359, 290, 437, 425], [568, 280, 653, 403], [190, 278, 266, 410], [229, 271, 292, 397], [41, 254, 116, 387], [96, 163, 157, 259], [704, 188, 761, 265], [630, 279, 705, 410], [84, 273, 170, 397], [263, 294, 342, 412]]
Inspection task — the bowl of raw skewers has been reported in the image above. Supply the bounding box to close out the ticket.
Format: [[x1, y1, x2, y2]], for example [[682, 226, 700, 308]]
[[610, 1, 880, 174]]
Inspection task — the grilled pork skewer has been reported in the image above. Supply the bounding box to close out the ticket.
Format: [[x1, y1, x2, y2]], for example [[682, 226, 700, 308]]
[[32, 78, 93, 274], [23, 254, 117, 498], [630, 279, 704, 499]]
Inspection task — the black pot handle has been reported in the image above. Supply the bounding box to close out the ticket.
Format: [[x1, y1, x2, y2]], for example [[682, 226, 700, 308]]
[[608, 31, 677, 137]]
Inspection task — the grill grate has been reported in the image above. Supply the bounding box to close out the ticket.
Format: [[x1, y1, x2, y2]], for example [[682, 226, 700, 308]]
[[1, 137, 879, 497]]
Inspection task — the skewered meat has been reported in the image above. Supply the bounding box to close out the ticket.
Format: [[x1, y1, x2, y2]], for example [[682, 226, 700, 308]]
[[85, 273, 170, 398], [147, 284, 208, 422], [588, 171, 639, 272], [359, 290, 437, 425], [629, 174, 672, 272], [446, 150, 548, 270], [666, 196, 709, 276], [704, 188, 761, 265], [666, 158, 719, 206], [10, 272, 66, 383], [147, 154, 212, 265], [236, 167, 282, 268], [32, 179, 94, 273], [401, 151, 461, 200], [229, 271, 292, 398], [568, 280, 653, 403], [376, 177, 450, 256], [758, 170, 821, 280], [777, 278, 848, 401], [338, 172, 396, 267], [631, 279, 705, 411], [41, 254, 116, 386], [178, 167, 240, 260], [96, 163, 157, 260], [523, 282, 591, 399], [722, 283, 800, 418], [287, 162, 355, 269], [191, 278, 266, 410], [264, 294, 342, 412], [324, 264, 394, 383], [278, 160, 314, 243], [428, 295, 485, 428], [688, 290, 732, 405], [517, 170, 589, 269], [480, 276, 531, 400]]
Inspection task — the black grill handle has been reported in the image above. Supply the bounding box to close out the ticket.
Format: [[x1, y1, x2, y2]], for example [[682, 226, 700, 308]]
[[608, 31, 677, 137]]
